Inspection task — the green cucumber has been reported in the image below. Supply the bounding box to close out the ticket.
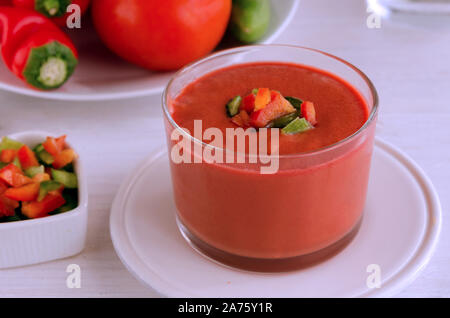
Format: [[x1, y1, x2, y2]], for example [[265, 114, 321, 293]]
[[38, 180, 62, 202], [272, 112, 299, 128], [230, 0, 271, 43], [282, 118, 313, 135], [285, 97, 303, 111], [51, 169, 78, 189], [0, 137, 24, 151], [226, 95, 242, 117], [25, 165, 45, 178]]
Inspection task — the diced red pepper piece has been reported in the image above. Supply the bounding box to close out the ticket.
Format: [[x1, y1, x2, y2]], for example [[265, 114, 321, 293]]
[[53, 148, 77, 169], [270, 90, 279, 101], [231, 113, 244, 127], [231, 110, 251, 128], [301, 101, 317, 126], [254, 88, 271, 111], [250, 92, 296, 128], [0, 194, 19, 217], [239, 110, 250, 127], [42, 137, 59, 157], [4, 182, 39, 202], [0, 163, 32, 187], [22, 192, 66, 219], [43, 135, 66, 157], [0, 149, 16, 163], [0, 180, 8, 194], [0, 180, 19, 217], [32, 172, 51, 183], [17, 145, 39, 170], [241, 93, 256, 113]]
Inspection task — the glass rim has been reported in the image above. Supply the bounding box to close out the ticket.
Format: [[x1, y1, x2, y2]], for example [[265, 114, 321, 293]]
[[162, 44, 379, 159]]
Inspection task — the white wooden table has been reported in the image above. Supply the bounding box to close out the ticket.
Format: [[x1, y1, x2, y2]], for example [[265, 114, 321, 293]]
[[0, 0, 449, 297]]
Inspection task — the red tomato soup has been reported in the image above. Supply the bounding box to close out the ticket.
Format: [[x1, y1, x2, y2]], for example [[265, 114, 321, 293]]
[[165, 62, 376, 261]]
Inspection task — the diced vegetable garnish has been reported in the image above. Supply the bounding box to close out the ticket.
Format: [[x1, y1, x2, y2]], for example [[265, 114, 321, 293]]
[[4, 183, 40, 202], [285, 96, 303, 110], [0, 164, 31, 187], [250, 91, 296, 128], [38, 181, 63, 202], [22, 193, 66, 219], [272, 111, 300, 128], [43, 135, 66, 157], [17, 145, 39, 170], [0, 135, 78, 222], [51, 189, 78, 214], [0, 137, 24, 151], [12, 156, 22, 169], [53, 148, 77, 169], [32, 173, 51, 183], [51, 169, 78, 189], [34, 144, 54, 165], [25, 165, 45, 178], [0, 181, 19, 218], [226, 95, 242, 117], [241, 93, 256, 113], [254, 88, 271, 111], [301, 101, 317, 126], [282, 118, 313, 135], [231, 110, 251, 128], [226, 88, 318, 135], [0, 149, 16, 163], [0, 194, 19, 218]]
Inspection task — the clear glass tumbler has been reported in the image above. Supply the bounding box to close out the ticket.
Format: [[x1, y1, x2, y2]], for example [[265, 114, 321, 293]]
[[162, 45, 379, 272]]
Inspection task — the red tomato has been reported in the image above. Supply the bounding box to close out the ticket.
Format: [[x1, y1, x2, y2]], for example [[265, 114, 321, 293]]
[[91, 0, 232, 71]]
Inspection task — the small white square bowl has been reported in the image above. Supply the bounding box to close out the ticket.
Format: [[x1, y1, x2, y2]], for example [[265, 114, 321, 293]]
[[0, 131, 88, 269]]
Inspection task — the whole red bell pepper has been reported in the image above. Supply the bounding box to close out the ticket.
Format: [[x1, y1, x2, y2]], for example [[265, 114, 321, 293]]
[[0, 7, 78, 90], [12, 0, 90, 27]]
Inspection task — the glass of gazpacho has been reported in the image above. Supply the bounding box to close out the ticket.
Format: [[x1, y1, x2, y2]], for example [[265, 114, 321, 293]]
[[163, 45, 378, 272]]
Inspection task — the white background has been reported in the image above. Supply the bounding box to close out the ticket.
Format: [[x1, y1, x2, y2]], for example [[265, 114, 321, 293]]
[[0, 0, 448, 297]]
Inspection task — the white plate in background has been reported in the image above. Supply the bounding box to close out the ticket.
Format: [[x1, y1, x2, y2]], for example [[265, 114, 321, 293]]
[[0, 0, 299, 101]]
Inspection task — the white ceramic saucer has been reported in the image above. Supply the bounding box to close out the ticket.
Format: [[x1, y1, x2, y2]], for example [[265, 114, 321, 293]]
[[110, 138, 441, 298]]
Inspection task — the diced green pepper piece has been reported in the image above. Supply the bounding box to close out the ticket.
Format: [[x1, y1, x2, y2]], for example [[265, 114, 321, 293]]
[[252, 88, 258, 95], [51, 169, 78, 189], [34, 143, 54, 165], [226, 95, 242, 117], [25, 165, 45, 178], [33, 144, 44, 153], [285, 97, 303, 111], [38, 180, 62, 202], [0, 162, 7, 170], [281, 117, 313, 135], [12, 157, 22, 170], [0, 137, 24, 151], [272, 111, 299, 128]]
